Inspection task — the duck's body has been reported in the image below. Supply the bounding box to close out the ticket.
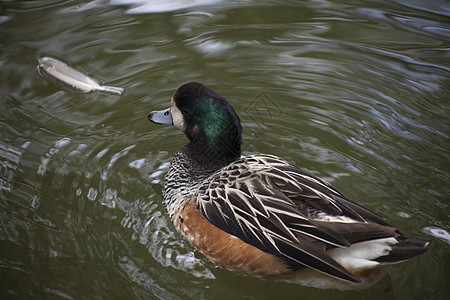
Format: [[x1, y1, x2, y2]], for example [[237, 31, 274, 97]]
[[148, 82, 429, 289]]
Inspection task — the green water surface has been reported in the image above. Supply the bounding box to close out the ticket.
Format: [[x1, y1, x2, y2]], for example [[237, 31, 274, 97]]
[[1, 1, 449, 299]]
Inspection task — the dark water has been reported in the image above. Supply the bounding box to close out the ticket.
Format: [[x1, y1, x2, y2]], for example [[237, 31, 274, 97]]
[[1, 1, 449, 299]]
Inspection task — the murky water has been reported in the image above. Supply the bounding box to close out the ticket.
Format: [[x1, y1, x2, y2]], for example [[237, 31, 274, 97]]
[[1, 1, 449, 299]]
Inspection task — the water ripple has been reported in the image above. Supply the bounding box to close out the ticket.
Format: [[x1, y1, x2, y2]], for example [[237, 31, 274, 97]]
[[1, 0, 449, 299], [423, 227, 450, 245]]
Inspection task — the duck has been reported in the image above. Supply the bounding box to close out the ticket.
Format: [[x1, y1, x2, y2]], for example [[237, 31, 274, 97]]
[[148, 82, 430, 290]]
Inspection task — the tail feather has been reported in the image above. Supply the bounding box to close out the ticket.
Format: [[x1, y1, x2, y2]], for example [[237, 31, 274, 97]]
[[375, 236, 430, 264]]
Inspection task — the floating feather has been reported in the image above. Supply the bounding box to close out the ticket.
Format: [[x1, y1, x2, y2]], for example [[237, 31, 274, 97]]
[[38, 57, 124, 95]]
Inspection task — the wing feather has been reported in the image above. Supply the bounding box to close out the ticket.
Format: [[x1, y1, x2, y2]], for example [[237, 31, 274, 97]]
[[195, 154, 392, 282]]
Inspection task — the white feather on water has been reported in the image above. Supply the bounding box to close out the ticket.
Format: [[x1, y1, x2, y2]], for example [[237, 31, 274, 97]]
[[38, 57, 124, 95]]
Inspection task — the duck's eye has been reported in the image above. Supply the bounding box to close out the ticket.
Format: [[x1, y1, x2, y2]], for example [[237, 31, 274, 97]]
[[181, 109, 189, 116]]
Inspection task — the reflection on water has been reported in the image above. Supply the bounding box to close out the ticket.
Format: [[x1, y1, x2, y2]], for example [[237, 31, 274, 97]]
[[0, 0, 449, 299], [111, 0, 226, 14], [423, 227, 450, 245]]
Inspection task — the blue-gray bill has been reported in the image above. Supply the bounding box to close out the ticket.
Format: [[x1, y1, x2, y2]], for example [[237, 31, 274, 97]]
[[148, 108, 173, 125]]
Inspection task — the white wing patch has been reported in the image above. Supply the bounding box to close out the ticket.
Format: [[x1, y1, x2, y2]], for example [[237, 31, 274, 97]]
[[315, 213, 360, 223]]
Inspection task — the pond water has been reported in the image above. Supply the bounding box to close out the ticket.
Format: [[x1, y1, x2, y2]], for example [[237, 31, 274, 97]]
[[1, 1, 449, 299]]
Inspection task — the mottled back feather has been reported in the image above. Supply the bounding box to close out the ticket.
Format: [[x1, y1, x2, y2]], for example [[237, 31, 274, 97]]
[[195, 154, 401, 283]]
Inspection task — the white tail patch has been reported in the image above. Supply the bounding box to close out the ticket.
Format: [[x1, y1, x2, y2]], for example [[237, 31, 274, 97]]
[[329, 237, 398, 269]]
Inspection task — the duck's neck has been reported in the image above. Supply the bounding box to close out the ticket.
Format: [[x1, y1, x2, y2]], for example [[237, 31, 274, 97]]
[[163, 101, 242, 217], [163, 143, 239, 219], [185, 114, 242, 173], [186, 138, 241, 173], [163, 133, 241, 219], [183, 96, 242, 171]]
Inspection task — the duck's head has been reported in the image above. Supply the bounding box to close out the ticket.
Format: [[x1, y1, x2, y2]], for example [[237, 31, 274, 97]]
[[148, 82, 242, 165]]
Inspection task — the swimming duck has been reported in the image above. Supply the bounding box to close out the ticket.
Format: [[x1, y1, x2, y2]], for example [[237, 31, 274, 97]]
[[148, 82, 430, 289]]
